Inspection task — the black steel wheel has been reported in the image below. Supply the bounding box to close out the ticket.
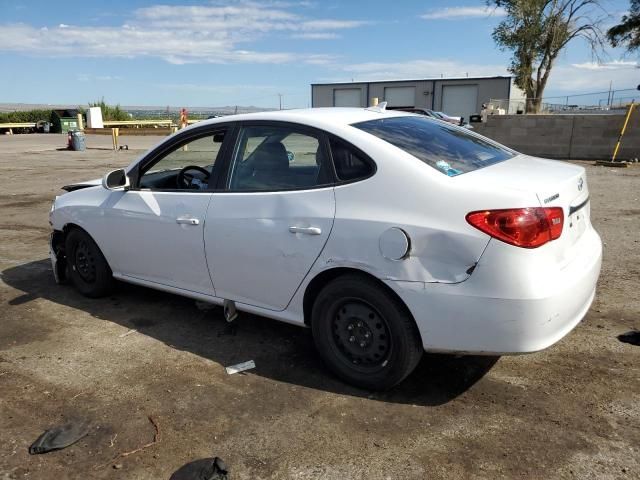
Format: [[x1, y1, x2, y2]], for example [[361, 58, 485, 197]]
[[312, 274, 423, 390], [329, 299, 392, 373], [65, 228, 114, 298]]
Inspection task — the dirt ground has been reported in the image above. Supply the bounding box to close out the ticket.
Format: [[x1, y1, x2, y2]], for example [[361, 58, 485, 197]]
[[0, 134, 638, 480]]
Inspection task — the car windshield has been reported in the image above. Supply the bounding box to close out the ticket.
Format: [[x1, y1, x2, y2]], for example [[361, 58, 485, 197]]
[[353, 116, 515, 176]]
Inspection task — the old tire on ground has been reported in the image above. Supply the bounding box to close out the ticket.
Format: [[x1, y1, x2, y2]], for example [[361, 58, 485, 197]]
[[311, 274, 423, 390], [65, 228, 114, 298]]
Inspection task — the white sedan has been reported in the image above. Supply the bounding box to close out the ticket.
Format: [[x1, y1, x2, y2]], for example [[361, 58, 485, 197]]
[[49, 107, 602, 390]]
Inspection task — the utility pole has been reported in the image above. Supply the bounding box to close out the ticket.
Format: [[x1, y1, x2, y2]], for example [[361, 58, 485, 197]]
[[278, 94, 283, 110]]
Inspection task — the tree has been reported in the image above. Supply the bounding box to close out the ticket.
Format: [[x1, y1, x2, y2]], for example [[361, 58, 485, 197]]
[[489, 0, 605, 113], [607, 0, 640, 52]]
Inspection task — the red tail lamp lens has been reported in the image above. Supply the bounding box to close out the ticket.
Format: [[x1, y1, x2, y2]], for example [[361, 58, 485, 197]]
[[466, 207, 564, 248]]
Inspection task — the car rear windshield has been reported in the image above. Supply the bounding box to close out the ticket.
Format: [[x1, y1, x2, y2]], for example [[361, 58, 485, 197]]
[[352, 116, 515, 176]]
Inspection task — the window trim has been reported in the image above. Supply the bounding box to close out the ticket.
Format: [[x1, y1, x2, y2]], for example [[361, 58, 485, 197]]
[[326, 132, 377, 185], [219, 120, 338, 193], [129, 122, 236, 193]]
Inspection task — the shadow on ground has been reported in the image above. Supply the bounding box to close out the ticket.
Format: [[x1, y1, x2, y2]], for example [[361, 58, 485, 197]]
[[2, 259, 498, 406]]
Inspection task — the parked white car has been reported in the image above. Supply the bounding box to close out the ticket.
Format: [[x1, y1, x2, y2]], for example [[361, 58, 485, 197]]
[[49, 107, 602, 389]]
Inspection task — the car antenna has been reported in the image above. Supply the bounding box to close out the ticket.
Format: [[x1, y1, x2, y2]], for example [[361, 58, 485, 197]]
[[366, 101, 388, 113]]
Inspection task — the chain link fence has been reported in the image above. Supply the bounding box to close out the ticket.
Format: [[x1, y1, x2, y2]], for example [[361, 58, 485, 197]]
[[489, 88, 639, 115]]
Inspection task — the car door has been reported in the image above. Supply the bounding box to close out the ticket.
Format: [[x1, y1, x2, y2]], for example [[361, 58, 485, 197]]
[[204, 122, 336, 311], [100, 126, 230, 295]]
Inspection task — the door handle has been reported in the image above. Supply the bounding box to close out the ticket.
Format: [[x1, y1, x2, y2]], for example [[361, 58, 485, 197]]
[[289, 226, 322, 235], [176, 217, 200, 225]]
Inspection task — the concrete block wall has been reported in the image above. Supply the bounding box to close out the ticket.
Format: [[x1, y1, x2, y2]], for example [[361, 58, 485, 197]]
[[474, 112, 640, 160]]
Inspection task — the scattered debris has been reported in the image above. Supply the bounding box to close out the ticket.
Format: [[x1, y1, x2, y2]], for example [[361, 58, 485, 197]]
[[618, 331, 640, 346], [29, 421, 90, 454], [119, 329, 137, 338], [225, 360, 255, 375], [94, 415, 160, 470], [170, 457, 229, 480]]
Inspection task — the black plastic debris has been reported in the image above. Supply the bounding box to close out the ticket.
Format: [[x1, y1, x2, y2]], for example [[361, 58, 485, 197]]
[[170, 457, 229, 480], [29, 421, 90, 454], [618, 331, 640, 346]]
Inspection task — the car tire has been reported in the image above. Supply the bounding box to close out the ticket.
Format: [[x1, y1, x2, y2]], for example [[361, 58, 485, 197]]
[[311, 274, 423, 390], [64, 228, 114, 298]]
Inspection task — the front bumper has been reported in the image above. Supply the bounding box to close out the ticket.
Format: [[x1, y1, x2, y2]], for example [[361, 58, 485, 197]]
[[388, 226, 603, 355]]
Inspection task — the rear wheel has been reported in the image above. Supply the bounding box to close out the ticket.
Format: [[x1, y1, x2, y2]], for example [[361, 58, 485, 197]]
[[311, 274, 423, 390], [65, 229, 114, 298]]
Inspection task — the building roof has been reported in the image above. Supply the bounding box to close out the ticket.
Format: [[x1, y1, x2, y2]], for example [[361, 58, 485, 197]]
[[311, 75, 512, 86]]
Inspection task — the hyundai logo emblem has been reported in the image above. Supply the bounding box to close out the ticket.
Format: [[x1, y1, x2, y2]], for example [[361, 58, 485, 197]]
[[578, 177, 584, 191]]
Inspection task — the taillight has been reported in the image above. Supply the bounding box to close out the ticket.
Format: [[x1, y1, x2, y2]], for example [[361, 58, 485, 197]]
[[466, 207, 564, 248]]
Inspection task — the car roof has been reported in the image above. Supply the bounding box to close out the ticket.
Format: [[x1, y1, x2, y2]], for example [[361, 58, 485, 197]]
[[191, 107, 413, 131]]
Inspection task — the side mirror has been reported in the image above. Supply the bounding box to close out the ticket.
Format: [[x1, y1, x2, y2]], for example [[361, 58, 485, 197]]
[[102, 169, 130, 190]]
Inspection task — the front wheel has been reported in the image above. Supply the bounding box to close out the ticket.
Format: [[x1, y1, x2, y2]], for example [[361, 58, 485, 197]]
[[65, 229, 114, 298], [311, 275, 423, 390]]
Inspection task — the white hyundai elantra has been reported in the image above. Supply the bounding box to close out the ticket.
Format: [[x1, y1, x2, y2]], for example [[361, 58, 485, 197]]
[[49, 107, 602, 389]]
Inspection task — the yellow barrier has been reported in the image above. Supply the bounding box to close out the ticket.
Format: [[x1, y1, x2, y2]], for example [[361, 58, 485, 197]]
[[611, 101, 635, 162], [103, 120, 173, 127], [0, 122, 37, 129]]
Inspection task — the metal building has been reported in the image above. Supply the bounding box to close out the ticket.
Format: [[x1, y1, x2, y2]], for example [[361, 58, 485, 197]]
[[311, 76, 524, 122]]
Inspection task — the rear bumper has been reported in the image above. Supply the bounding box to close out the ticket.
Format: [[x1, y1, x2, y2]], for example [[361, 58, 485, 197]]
[[388, 226, 602, 354]]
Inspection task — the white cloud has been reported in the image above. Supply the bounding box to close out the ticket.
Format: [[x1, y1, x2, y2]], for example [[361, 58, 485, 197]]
[[0, 1, 366, 64], [421, 6, 506, 20], [571, 60, 639, 70], [546, 63, 640, 92], [291, 32, 339, 40]]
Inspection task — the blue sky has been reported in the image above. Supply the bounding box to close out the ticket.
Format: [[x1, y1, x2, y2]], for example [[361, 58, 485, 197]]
[[0, 0, 637, 108]]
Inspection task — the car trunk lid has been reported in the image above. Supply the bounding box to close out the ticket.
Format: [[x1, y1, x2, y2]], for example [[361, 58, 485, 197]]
[[463, 155, 591, 264]]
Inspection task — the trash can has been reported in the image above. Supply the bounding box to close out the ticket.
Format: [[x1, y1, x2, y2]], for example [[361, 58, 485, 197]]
[[43, 122, 50, 133], [70, 131, 86, 151]]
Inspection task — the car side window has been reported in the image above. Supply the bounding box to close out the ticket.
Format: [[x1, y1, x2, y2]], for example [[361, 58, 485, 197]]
[[139, 131, 226, 190], [329, 137, 374, 182], [228, 125, 331, 191]]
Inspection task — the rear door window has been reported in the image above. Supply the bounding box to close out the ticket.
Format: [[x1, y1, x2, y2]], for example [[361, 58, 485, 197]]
[[353, 116, 514, 176], [227, 125, 332, 191]]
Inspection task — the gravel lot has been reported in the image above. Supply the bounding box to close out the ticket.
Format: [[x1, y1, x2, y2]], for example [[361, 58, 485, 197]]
[[0, 134, 638, 479]]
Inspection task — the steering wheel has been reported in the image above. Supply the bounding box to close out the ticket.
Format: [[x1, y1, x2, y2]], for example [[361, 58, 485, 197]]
[[176, 165, 210, 189]]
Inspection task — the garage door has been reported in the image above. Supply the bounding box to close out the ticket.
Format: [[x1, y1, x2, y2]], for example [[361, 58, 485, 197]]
[[442, 85, 478, 122], [334, 89, 362, 107], [384, 86, 415, 108]]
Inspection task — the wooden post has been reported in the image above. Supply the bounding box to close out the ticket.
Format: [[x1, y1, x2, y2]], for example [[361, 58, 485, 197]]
[[77, 113, 84, 130], [611, 101, 635, 162]]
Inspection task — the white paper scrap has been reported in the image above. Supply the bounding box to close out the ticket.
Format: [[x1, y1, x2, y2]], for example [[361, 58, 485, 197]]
[[225, 360, 256, 375]]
